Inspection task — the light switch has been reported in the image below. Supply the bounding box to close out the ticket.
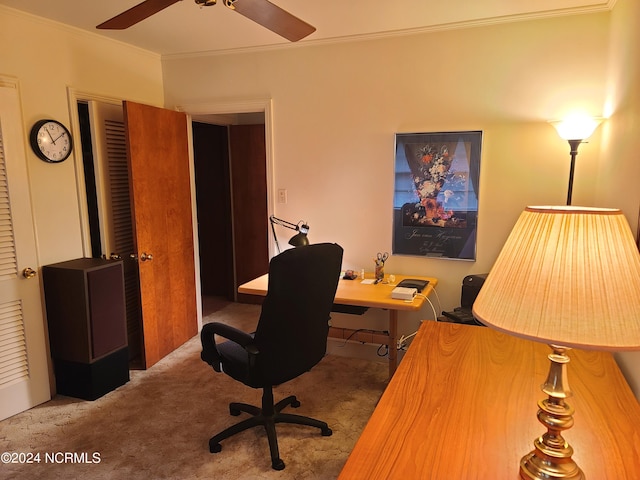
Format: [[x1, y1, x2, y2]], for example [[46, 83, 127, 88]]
[[278, 189, 287, 204]]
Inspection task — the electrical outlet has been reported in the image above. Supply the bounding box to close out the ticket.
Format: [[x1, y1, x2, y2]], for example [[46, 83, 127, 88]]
[[278, 189, 287, 204]]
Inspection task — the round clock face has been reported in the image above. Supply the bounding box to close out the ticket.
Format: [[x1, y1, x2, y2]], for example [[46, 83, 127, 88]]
[[29, 119, 73, 163]]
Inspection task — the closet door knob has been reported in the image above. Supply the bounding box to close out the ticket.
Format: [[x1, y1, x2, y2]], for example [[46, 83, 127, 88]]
[[140, 252, 153, 262], [23, 267, 37, 279]]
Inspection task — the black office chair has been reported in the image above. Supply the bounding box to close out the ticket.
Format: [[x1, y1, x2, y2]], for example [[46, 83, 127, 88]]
[[200, 242, 343, 470]]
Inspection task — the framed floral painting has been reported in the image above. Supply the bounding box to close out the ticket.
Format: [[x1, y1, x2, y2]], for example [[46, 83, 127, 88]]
[[392, 131, 482, 260]]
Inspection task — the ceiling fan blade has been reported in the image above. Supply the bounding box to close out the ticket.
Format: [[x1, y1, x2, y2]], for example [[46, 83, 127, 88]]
[[228, 0, 315, 42], [97, 0, 182, 29]]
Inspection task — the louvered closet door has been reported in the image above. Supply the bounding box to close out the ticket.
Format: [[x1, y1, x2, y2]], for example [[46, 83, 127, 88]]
[[0, 83, 50, 420], [88, 101, 142, 363]]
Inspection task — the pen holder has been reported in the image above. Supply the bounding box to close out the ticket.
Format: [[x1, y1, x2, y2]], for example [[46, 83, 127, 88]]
[[375, 260, 385, 282]]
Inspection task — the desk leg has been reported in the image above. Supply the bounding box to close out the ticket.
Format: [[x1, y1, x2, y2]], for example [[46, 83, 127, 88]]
[[388, 310, 398, 378]]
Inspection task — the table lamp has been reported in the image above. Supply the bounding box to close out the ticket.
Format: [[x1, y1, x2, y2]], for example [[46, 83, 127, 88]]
[[269, 215, 310, 253], [472, 206, 640, 479]]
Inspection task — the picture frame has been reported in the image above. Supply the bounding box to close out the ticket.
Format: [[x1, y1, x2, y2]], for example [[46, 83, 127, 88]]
[[392, 131, 483, 260]]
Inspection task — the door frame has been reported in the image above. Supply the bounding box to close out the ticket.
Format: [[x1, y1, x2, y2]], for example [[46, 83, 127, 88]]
[[66, 90, 205, 331], [67, 91, 274, 332], [176, 99, 276, 259]]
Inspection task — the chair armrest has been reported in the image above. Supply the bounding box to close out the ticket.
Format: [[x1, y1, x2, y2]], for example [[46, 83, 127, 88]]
[[206, 322, 254, 346], [200, 322, 258, 371]]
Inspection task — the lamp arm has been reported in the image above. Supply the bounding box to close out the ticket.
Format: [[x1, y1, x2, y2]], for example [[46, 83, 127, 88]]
[[269, 215, 300, 232], [270, 218, 282, 254], [269, 215, 310, 253]]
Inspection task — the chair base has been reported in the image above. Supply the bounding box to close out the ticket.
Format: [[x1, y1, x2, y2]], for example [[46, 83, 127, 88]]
[[209, 387, 332, 470]]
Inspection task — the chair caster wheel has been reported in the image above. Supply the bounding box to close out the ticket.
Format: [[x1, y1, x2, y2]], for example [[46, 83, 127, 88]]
[[272, 458, 285, 470], [321, 427, 333, 437], [209, 441, 222, 453], [291, 399, 301, 408]]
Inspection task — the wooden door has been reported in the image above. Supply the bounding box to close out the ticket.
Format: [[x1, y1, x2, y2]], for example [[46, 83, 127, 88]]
[[0, 83, 50, 419], [123, 101, 197, 368], [229, 124, 269, 300]]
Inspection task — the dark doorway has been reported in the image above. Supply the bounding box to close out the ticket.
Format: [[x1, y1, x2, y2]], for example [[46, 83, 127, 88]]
[[193, 122, 234, 300], [193, 121, 269, 305]]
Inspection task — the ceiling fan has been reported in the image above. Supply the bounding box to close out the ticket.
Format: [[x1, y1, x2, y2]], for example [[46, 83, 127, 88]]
[[97, 0, 315, 42]]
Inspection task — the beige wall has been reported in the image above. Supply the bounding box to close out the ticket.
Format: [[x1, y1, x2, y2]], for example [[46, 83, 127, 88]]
[[162, 12, 613, 351], [0, 6, 165, 266], [603, 0, 640, 398]]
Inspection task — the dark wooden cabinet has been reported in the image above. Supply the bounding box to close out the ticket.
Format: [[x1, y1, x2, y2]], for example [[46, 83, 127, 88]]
[[43, 258, 129, 400]]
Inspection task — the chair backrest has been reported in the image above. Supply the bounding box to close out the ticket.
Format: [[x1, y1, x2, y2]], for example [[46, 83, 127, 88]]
[[253, 242, 343, 385]]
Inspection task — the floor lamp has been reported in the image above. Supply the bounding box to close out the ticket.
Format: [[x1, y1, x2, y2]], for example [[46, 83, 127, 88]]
[[473, 206, 640, 480], [549, 116, 602, 205]]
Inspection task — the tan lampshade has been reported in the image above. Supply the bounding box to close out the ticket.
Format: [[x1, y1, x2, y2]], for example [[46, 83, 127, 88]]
[[472, 206, 640, 351]]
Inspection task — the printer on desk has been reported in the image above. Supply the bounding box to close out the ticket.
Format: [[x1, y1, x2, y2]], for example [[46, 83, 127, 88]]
[[441, 274, 487, 326]]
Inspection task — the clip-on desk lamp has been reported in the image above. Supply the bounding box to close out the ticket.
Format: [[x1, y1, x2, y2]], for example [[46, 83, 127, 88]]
[[269, 215, 310, 253]]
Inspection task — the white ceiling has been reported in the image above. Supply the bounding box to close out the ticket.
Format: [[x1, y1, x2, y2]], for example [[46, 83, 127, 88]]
[[0, 0, 613, 56]]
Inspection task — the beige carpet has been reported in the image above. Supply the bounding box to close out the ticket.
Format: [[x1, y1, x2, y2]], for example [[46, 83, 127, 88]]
[[0, 303, 387, 479]]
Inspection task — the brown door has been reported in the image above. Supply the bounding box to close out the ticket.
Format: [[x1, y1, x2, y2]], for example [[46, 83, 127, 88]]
[[123, 101, 197, 368], [229, 124, 269, 301]]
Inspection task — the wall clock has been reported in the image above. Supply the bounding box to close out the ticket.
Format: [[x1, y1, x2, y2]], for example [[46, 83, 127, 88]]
[[29, 119, 73, 163]]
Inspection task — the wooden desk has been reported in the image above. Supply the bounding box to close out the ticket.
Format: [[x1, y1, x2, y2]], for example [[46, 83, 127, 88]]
[[238, 273, 438, 378], [339, 321, 640, 479]]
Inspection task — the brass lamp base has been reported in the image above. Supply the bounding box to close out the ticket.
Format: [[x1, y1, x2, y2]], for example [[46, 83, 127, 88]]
[[520, 449, 584, 479], [519, 346, 585, 480]]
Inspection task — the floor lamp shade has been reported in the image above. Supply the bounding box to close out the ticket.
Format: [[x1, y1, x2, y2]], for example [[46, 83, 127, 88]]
[[473, 206, 640, 351], [550, 117, 602, 141]]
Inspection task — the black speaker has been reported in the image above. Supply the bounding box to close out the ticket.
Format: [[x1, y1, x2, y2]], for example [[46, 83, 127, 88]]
[[53, 347, 129, 401], [461, 274, 488, 308]]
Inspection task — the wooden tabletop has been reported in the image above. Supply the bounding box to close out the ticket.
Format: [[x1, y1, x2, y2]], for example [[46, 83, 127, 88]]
[[338, 321, 640, 479], [238, 273, 438, 311]]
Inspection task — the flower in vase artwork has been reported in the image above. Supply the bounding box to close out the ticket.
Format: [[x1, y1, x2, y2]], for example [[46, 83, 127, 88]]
[[392, 131, 482, 259], [403, 141, 471, 227]]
